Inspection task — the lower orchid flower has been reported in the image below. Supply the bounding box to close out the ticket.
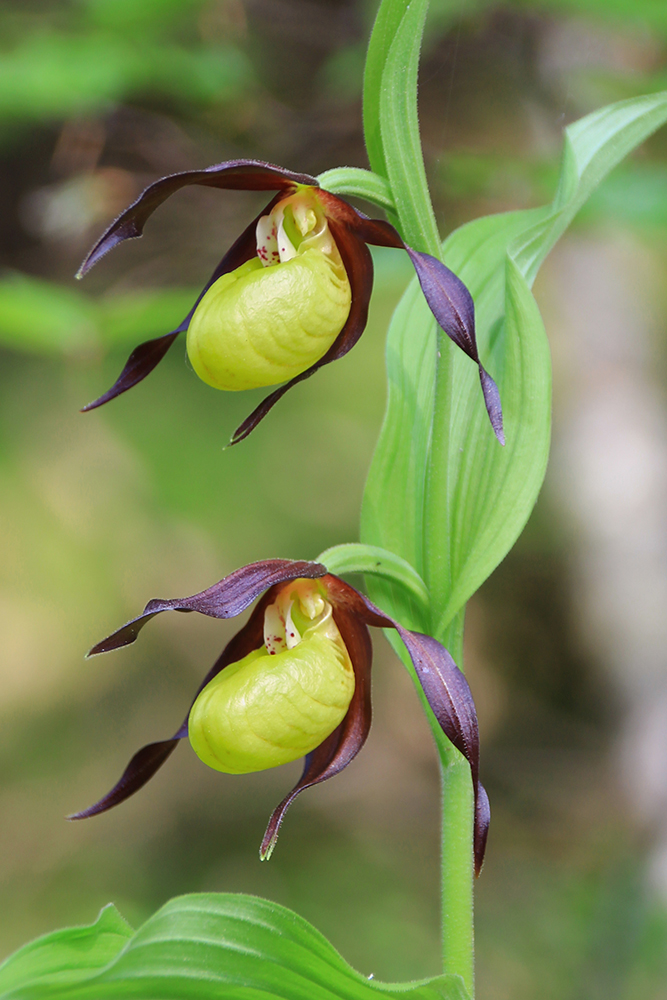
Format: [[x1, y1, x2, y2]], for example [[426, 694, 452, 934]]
[[70, 558, 490, 873], [77, 160, 504, 445]]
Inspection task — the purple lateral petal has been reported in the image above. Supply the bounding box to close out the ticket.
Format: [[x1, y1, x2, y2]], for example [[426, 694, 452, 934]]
[[77, 160, 318, 277], [405, 249, 505, 445], [384, 624, 487, 875], [67, 738, 183, 819], [228, 220, 373, 445], [474, 783, 491, 876], [80, 198, 283, 412], [479, 368, 504, 446], [80, 331, 180, 411], [88, 559, 327, 655], [325, 576, 488, 875], [334, 209, 504, 445], [70, 591, 272, 820], [260, 603, 373, 859]]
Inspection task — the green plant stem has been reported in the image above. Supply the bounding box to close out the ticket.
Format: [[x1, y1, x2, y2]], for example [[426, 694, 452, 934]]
[[436, 614, 475, 997], [364, 0, 475, 991]]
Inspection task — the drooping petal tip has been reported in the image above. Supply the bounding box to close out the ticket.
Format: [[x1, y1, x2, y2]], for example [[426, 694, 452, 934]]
[[479, 368, 505, 445]]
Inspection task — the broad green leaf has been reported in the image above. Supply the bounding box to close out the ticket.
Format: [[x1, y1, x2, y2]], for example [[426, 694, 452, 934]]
[[0, 894, 470, 1000], [362, 91, 667, 643], [316, 542, 430, 613], [0, 905, 133, 994]]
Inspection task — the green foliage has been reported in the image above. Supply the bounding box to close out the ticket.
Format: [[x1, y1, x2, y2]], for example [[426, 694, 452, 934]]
[[0, 895, 470, 1000], [0, 34, 252, 126], [364, 0, 439, 251], [0, 905, 133, 995], [360, 90, 667, 643], [0, 0, 253, 140], [0, 273, 199, 354]]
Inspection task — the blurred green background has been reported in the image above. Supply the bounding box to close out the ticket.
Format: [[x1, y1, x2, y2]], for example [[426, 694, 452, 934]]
[[2, 0, 667, 997]]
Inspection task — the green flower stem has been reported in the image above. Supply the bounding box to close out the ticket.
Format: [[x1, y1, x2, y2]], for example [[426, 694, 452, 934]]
[[364, 0, 475, 991], [439, 743, 475, 996], [437, 613, 475, 997]]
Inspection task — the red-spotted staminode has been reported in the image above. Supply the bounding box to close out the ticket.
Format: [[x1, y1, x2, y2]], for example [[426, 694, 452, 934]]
[[77, 160, 504, 445], [70, 558, 489, 873]]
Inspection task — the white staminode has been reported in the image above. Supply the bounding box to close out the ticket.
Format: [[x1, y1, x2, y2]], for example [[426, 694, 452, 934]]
[[255, 193, 328, 268], [262, 582, 329, 655]]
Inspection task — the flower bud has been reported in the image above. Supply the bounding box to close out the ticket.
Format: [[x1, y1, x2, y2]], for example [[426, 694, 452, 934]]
[[186, 191, 352, 391], [188, 579, 355, 773]]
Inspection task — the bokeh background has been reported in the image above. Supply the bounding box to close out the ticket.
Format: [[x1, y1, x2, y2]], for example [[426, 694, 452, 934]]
[[2, 0, 667, 996]]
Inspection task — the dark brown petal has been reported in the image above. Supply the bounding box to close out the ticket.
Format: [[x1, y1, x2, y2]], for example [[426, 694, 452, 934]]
[[68, 593, 273, 820], [323, 575, 488, 875], [260, 605, 373, 859], [77, 161, 318, 277], [229, 220, 374, 445], [324, 203, 505, 445], [80, 198, 283, 412], [88, 559, 327, 656]]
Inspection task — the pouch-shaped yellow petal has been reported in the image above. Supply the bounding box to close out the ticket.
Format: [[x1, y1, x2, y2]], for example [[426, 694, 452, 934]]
[[186, 247, 351, 391], [188, 630, 355, 773]]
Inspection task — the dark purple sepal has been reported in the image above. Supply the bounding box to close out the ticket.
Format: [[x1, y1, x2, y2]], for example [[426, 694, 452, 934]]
[[77, 160, 318, 277], [326, 577, 488, 874], [228, 220, 374, 445], [260, 601, 373, 859], [67, 737, 183, 819], [80, 199, 282, 412], [70, 589, 272, 820], [80, 331, 181, 412], [335, 208, 505, 445], [478, 368, 504, 446], [88, 559, 327, 656], [406, 249, 505, 445], [474, 783, 490, 876]]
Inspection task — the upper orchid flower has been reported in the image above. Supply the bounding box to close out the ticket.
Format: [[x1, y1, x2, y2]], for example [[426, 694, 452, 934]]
[[77, 160, 504, 445], [70, 558, 490, 874]]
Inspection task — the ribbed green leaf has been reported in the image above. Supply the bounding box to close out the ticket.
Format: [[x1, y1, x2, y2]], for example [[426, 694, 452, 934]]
[[0, 905, 133, 995], [362, 0, 412, 180], [0, 895, 470, 1000], [362, 91, 667, 640], [376, 0, 439, 253]]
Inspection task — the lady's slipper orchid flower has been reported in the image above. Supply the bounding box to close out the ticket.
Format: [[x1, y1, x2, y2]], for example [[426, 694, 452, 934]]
[[70, 559, 490, 874], [77, 160, 504, 445]]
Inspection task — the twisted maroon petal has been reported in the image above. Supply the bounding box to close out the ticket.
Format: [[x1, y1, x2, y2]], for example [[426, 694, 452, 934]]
[[77, 160, 318, 277], [321, 197, 504, 445], [69, 591, 273, 820], [260, 603, 373, 859], [80, 196, 284, 412], [323, 575, 488, 875], [88, 559, 327, 656], [229, 218, 374, 445]]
